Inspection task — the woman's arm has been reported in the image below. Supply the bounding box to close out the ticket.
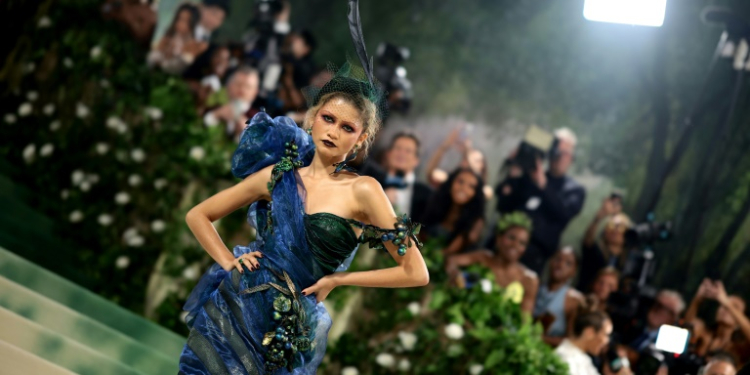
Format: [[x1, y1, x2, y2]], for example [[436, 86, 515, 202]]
[[520, 271, 539, 314], [711, 281, 750, 341], [302, 177, 429, 302], [685, 278, 711, 323], [442, 218, 484, 255], [185, 165, 273, 271], [426, 127, 461, 187], [444, 250, 491, 283]]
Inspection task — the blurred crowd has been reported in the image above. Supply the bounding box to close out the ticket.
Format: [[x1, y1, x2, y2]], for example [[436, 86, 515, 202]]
[[135, 1, 749, 373]]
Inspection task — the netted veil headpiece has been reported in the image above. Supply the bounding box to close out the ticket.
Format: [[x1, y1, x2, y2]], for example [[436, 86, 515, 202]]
[[301, 0, 389, 122]]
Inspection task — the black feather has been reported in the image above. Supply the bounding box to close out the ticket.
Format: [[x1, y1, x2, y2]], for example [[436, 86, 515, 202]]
[[347, 0, 374, 86]]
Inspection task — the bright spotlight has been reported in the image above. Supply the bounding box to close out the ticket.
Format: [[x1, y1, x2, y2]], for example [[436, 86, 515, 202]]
[[584, 0, 667, 27]]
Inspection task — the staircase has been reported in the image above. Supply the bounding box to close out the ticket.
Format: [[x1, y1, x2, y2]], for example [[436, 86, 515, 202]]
[[0, 171, 186, 374]]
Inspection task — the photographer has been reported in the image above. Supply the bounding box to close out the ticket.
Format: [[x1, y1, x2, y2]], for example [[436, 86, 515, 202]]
[[278, 30, 317, 115], [686, 279, 750, 363], [555, 310, 633, 375], [495, 127, 586, 275], [623, 290, 685, 360], [578, 196, 634, 292], [202, 66, 260, 141]]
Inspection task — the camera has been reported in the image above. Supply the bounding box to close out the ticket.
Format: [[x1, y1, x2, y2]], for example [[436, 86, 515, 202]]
[[375, 43, 413, 115], [505, 125, 558, 175], [625, 217, 673, 247]]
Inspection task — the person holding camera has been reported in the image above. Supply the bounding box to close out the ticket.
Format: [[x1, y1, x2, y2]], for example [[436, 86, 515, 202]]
[[685, 279, 750, 364], [621, 290, 685, 362], [578, 196, 634, 292], [495, 127, 586, 275], [203, 66, 260, 141]]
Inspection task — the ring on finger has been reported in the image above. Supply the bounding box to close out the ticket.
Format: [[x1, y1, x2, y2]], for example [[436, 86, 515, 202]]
[[238, 258, 244, 264]]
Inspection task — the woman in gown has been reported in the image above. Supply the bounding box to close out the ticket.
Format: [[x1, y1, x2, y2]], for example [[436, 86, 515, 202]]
[[177, 63, 430, 374]]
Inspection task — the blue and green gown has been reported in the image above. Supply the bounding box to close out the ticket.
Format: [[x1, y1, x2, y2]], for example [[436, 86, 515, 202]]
[[178, 112, 419, 374]]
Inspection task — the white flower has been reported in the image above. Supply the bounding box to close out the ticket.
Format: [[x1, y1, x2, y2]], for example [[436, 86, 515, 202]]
[[128, 174, 142, 187], [43, 103, 55, 115], [63, 57, 73, 68], [126, 235, 145, 247], [115, 255, 130, 269], [106, 116, 128, 133], [26, 91, 38, 102], [37, 16, 51, 28], [340, 367, 359, 375], [86, 173, 99, 184], [22, 144, 36, 164], [123, 227, 138, 240], [76, 102, 89, 118], [25, 62, 36, 73], [98, 214, 113, 226], [182, 265, 199, 280], [131, 148, 146, 163], [60, 189, 69, 200], [180, 311, 189, 323], [79, 181, 91, 192], [407, 301, 421, 316], [18, 102, 32, 117], [397, 331, 417, 351], [445, 323, 464, 340], [95, 143, 109, 155], [469, 364, 484, 375], [100, 79, 110, 88], [90, 45, 102, 59], [4, 114, 17, 124], [71, 170, 85, 186], [39, 143, 54, 157], [154, 178, 168, 190], [49, 120, 61, 131], [375, 353, 395, 368], [189, 146, 205, 161], [480, 279, 493, 294], [145, 106, 163, 120], [69, 210, 84, 223], [115, 191, 130, 205], [397, 359, 411, 372], [151, 219, 166, 233]]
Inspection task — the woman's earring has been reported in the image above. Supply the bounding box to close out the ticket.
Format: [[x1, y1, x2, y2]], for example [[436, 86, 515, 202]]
[[306, 127, 312, 135]]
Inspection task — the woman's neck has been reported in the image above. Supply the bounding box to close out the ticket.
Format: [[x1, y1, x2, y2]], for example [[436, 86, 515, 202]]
[[547, 278, 568, 291], [305, 152, 344, 178], [491, 254, 514, 269], [441, 204, 462, 230]]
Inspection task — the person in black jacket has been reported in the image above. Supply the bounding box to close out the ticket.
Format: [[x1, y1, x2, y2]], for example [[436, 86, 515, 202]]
[[361, 132, 432, 221], [495, 127, 585, 275]]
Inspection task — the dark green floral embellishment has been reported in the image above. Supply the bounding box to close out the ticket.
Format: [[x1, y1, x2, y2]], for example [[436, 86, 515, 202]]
[[348, 213, 423, 256], [267, 140, 304, 194], [239, 268, 312, 373]]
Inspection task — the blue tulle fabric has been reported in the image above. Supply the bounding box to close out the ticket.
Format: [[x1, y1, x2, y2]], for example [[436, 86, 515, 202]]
[[179, 112, 334, 374]]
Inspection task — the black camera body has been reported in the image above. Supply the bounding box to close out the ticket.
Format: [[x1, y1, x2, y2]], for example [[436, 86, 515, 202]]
[[374, 43, 413, 114], [383, 170, 407, 190], [505, 125, 558, 175]]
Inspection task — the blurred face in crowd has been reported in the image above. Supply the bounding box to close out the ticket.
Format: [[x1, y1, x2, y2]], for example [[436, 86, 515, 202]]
[[550, 247, 576, 283], [450, 171, 478, 206], [211, 47, 230, 78], [461, 149, 485, 177], [550, 138, 575, 177], [175, 9, 193, 35], [310, 97, 366, 162], [592, 273, 619, 303], [227, 71, 259, 103], [290, 34, 311, 59], [200, 5, 226, 31], [496, 226, 529, 263], [647, 293, 681, 330], [603, 214, 629, 248], [386, 137, 419, 174], [703, 360, 737, 375], [582, 319, 613, 355], [716, 296, 746, 327]]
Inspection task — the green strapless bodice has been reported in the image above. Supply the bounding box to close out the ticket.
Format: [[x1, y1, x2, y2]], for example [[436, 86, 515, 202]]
[[303, 212, 359, 274]]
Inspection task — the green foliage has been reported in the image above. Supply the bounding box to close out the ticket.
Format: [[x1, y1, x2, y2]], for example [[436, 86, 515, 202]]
[[0, 0, 247, 334], [324, 247, 568, 374]]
